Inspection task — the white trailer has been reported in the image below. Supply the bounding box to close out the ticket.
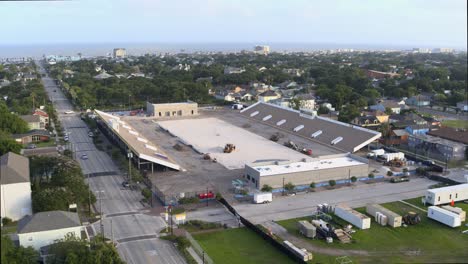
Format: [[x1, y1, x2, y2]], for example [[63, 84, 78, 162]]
[[367, 149, 385, 157], [379, 152, 405, 162], [335, 205, 371, 229], [427, 206, 461, 227], [253, 192, 272, 204], [425, 183, 468, 205], [366, 204, 402, 228], [441, 206, 466, 222]]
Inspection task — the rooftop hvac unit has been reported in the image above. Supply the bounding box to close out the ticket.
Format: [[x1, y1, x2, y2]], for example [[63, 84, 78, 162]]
[[263, 115, 272, 121], [311, 130, 322, 138], [250, 111, 259, 117], [293, 125, 304, 132], [277, 119, 286, 126], [331, 136, 343, 145]]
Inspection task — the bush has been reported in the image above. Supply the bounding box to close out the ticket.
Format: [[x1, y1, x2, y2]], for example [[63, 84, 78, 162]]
[[178, 196, 199, 204], [171, 207, 186, 215], [2, 217, 12, 226], [350, 176, 357, 183], [175, 236, 190, 250], [309, 182, 316, 189], [261, 184, 273, 192], [141, 188, 152, 200], [416, 167, 427, 176], [329, 180, 336, 187], [368, 173, 375, 178], [387, 171, 394, 176], [284, 182, 295, 192], [403, 167, 409, 173]]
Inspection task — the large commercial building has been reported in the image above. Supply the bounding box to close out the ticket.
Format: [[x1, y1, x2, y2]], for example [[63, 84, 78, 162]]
[[244, 153, 369, 189], [94, 110, 181, 172], [113, 48, 127, 59], [146, 101, 198, 118], [240, 102, 381, 153], [254, 45, 270, 55]]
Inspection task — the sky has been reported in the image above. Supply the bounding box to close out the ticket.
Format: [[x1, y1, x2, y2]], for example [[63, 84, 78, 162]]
[[0, 0, 467, 49]]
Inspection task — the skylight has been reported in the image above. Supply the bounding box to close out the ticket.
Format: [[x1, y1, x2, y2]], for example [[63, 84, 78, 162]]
[[263, 115, 272, 121], [277, 119, 286, 126], [293, 125, 304, 132]]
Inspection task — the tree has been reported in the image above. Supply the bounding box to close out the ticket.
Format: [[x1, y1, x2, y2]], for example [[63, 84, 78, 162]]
[[1, 235, 39, 264], [368, 173, 375, 179], [261, 184, 273, 192], [289, 98, 302, 110], [387, 171, 394, 176], [384, 107, 393, 115], [0, 102, 29, 134], [284, 182, 295, 193], [328, 180, 336, 188], [350, 176, 357, 183], [0, 131, 22, 155], [338, 104, 360, 123], [309, 182, 316, 189]]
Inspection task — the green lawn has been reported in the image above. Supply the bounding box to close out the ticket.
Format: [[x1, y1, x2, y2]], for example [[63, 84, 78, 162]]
[[442, 119, 468, 129], [277, 200, 468, 263], [193, 228, 296, 264]]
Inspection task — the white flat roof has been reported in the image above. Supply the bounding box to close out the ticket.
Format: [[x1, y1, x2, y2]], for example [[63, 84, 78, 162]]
[[250, 156, 366, 177], [94, 110, 181, 171], [427, 183, 468, 194]]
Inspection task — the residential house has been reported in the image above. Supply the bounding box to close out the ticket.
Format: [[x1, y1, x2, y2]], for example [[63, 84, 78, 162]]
[[380, 129, 409, 146], [33, 109, 49, 128], [405, 124, 430, 135], [422, 116, 441, 129], [457, 100, 468, 112], [282, 68, 304, 77], [224, 67, 245, 75], [295, 93, 315, 112], [363, 110, 389, 123], [0, 79, 11, 88], [352, 115, 381, 128], [0, 152, 32, 221], [18, 211, 84, 253], [93, 71, 114, 80], [369, 100, 404, 114], [20, 115, 42, 130], [405, 94, 431, 107], [13, 129, 51, 144], [258, 90, 281, 103], [23, 73, 37, 82]]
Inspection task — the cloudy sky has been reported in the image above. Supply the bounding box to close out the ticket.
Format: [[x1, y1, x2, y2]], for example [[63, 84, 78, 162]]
[[1, 0, 466, 48]]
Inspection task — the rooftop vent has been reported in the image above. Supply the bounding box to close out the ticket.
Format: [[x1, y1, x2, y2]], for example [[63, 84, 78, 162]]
[[277, 119, 286, 126], [250, 111, 259, 117], [311, 130, 322, 138], [263, 115, 272, 121], [331, 136, 343, 145], [293, 125, 304, 132]]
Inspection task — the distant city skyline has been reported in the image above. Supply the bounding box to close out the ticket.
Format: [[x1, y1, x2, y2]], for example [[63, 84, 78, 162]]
[[1, 0, 466, 49]]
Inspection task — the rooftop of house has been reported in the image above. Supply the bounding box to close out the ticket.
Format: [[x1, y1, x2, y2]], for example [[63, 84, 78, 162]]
[[20, 115, 41, 123], [13, 129, 51, 139], [18, 211, 81, 234], [427, 127, 468, 145], [0, 152, 30, 185], [259, 90, 279, 97]]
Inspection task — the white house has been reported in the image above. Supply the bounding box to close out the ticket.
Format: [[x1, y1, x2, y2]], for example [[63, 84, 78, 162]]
[[1, 152, 32, 222], [18, 211, 84, 251], [295, 93, 316, 112]]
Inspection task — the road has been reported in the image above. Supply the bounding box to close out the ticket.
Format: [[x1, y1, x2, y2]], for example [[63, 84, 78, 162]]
[[234, 177, 436, 224], [38, 62, 186, 264]]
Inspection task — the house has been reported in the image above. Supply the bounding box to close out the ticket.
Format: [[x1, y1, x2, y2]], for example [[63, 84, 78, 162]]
[[13, 129, 51, 144], [369, 100, 404, 114], [258, 90, 281, 103], [295, 94, 315, 112], [224, 67, 245, 75], [0, 79, 11, 88], [380, 129, 409, 146], [33, 109, 49, 128], [20, 115, 43, 130], [362, 110, 389, 123], [23, 73, 37, 81], [406, 94, 431, 107], [93, 71, 114, 80], [365, 70, 400, 79], [0, 152, 32, 221], [352, 115, 381, 128], [457, 100, 468, 112], [282, 68, 304, 77], [18, 211, 84, 252], [405, 124, 430, 135]]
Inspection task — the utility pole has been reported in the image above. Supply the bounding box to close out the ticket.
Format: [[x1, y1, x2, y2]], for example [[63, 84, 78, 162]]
[[128, 151, 133, 183], [282, 177, 285, 196]]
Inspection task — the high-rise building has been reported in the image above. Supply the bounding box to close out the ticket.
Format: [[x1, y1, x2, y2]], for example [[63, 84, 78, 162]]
[[433, 48, 454, 53], [113, 48, 127, 59], [254, 45, 270, 55]]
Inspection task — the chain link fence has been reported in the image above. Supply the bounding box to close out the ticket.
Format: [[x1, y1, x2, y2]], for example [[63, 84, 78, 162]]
[[184, 231, 214, 264]]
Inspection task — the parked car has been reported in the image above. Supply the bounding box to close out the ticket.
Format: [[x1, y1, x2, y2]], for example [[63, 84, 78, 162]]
[[88, 132, 94, 137], [121, 181, 130, 188], [390, 176, 410, 183], [64, 136, 69, 142], [26, 144, 36, 149], [81, 154, 88, 160], [64, 110, 75, 114]]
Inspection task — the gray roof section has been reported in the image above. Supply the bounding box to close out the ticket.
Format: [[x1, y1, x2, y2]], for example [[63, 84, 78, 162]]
[[20, 115, 41, 123], [18, 211, 81, 234], [0, 152, 30, 185], [240, 102, 381, 153]]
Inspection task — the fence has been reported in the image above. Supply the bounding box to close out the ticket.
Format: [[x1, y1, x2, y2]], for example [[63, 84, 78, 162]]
[[184, 231, 215, 264], [218, 198, 308, 264]]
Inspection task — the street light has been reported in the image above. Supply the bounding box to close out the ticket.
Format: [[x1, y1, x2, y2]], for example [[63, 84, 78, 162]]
[[127, 150, 133, 183], [97, 190, 105, 239]]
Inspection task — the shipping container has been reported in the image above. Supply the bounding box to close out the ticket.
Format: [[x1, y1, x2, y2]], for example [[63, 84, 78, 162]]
[[335, 205, 371, 229], [425, 183, 468, 205], [283, 240, 312, 261], [427, 206, 461, 227], [297, 220, 316, 238], [441, 206, 466, 222], [366, 204, 402, 227]]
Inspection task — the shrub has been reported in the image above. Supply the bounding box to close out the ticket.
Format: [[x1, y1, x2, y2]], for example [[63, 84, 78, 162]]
[[141, 188, 152, 200], [171, 207, 186, 215], [329, 180, 336, 187], [284, 182, 295, 192], [350, 176, 357, 183], [387, 171, 394, 176], [178, 196, 199, 204], [175, 236, 190, 250], [2, 217, 12, 226], [261, 184, 273, 192], [403, 167, 409, 173], [416, 167, 427, 176], [368, 173, 375, 178], [309, 182, 316, 189]]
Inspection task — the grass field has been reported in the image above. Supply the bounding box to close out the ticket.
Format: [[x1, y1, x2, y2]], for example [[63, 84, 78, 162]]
[[277, 199, 468, 263], [194, 228, 296, 264], [441, 119, 468, 129]]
